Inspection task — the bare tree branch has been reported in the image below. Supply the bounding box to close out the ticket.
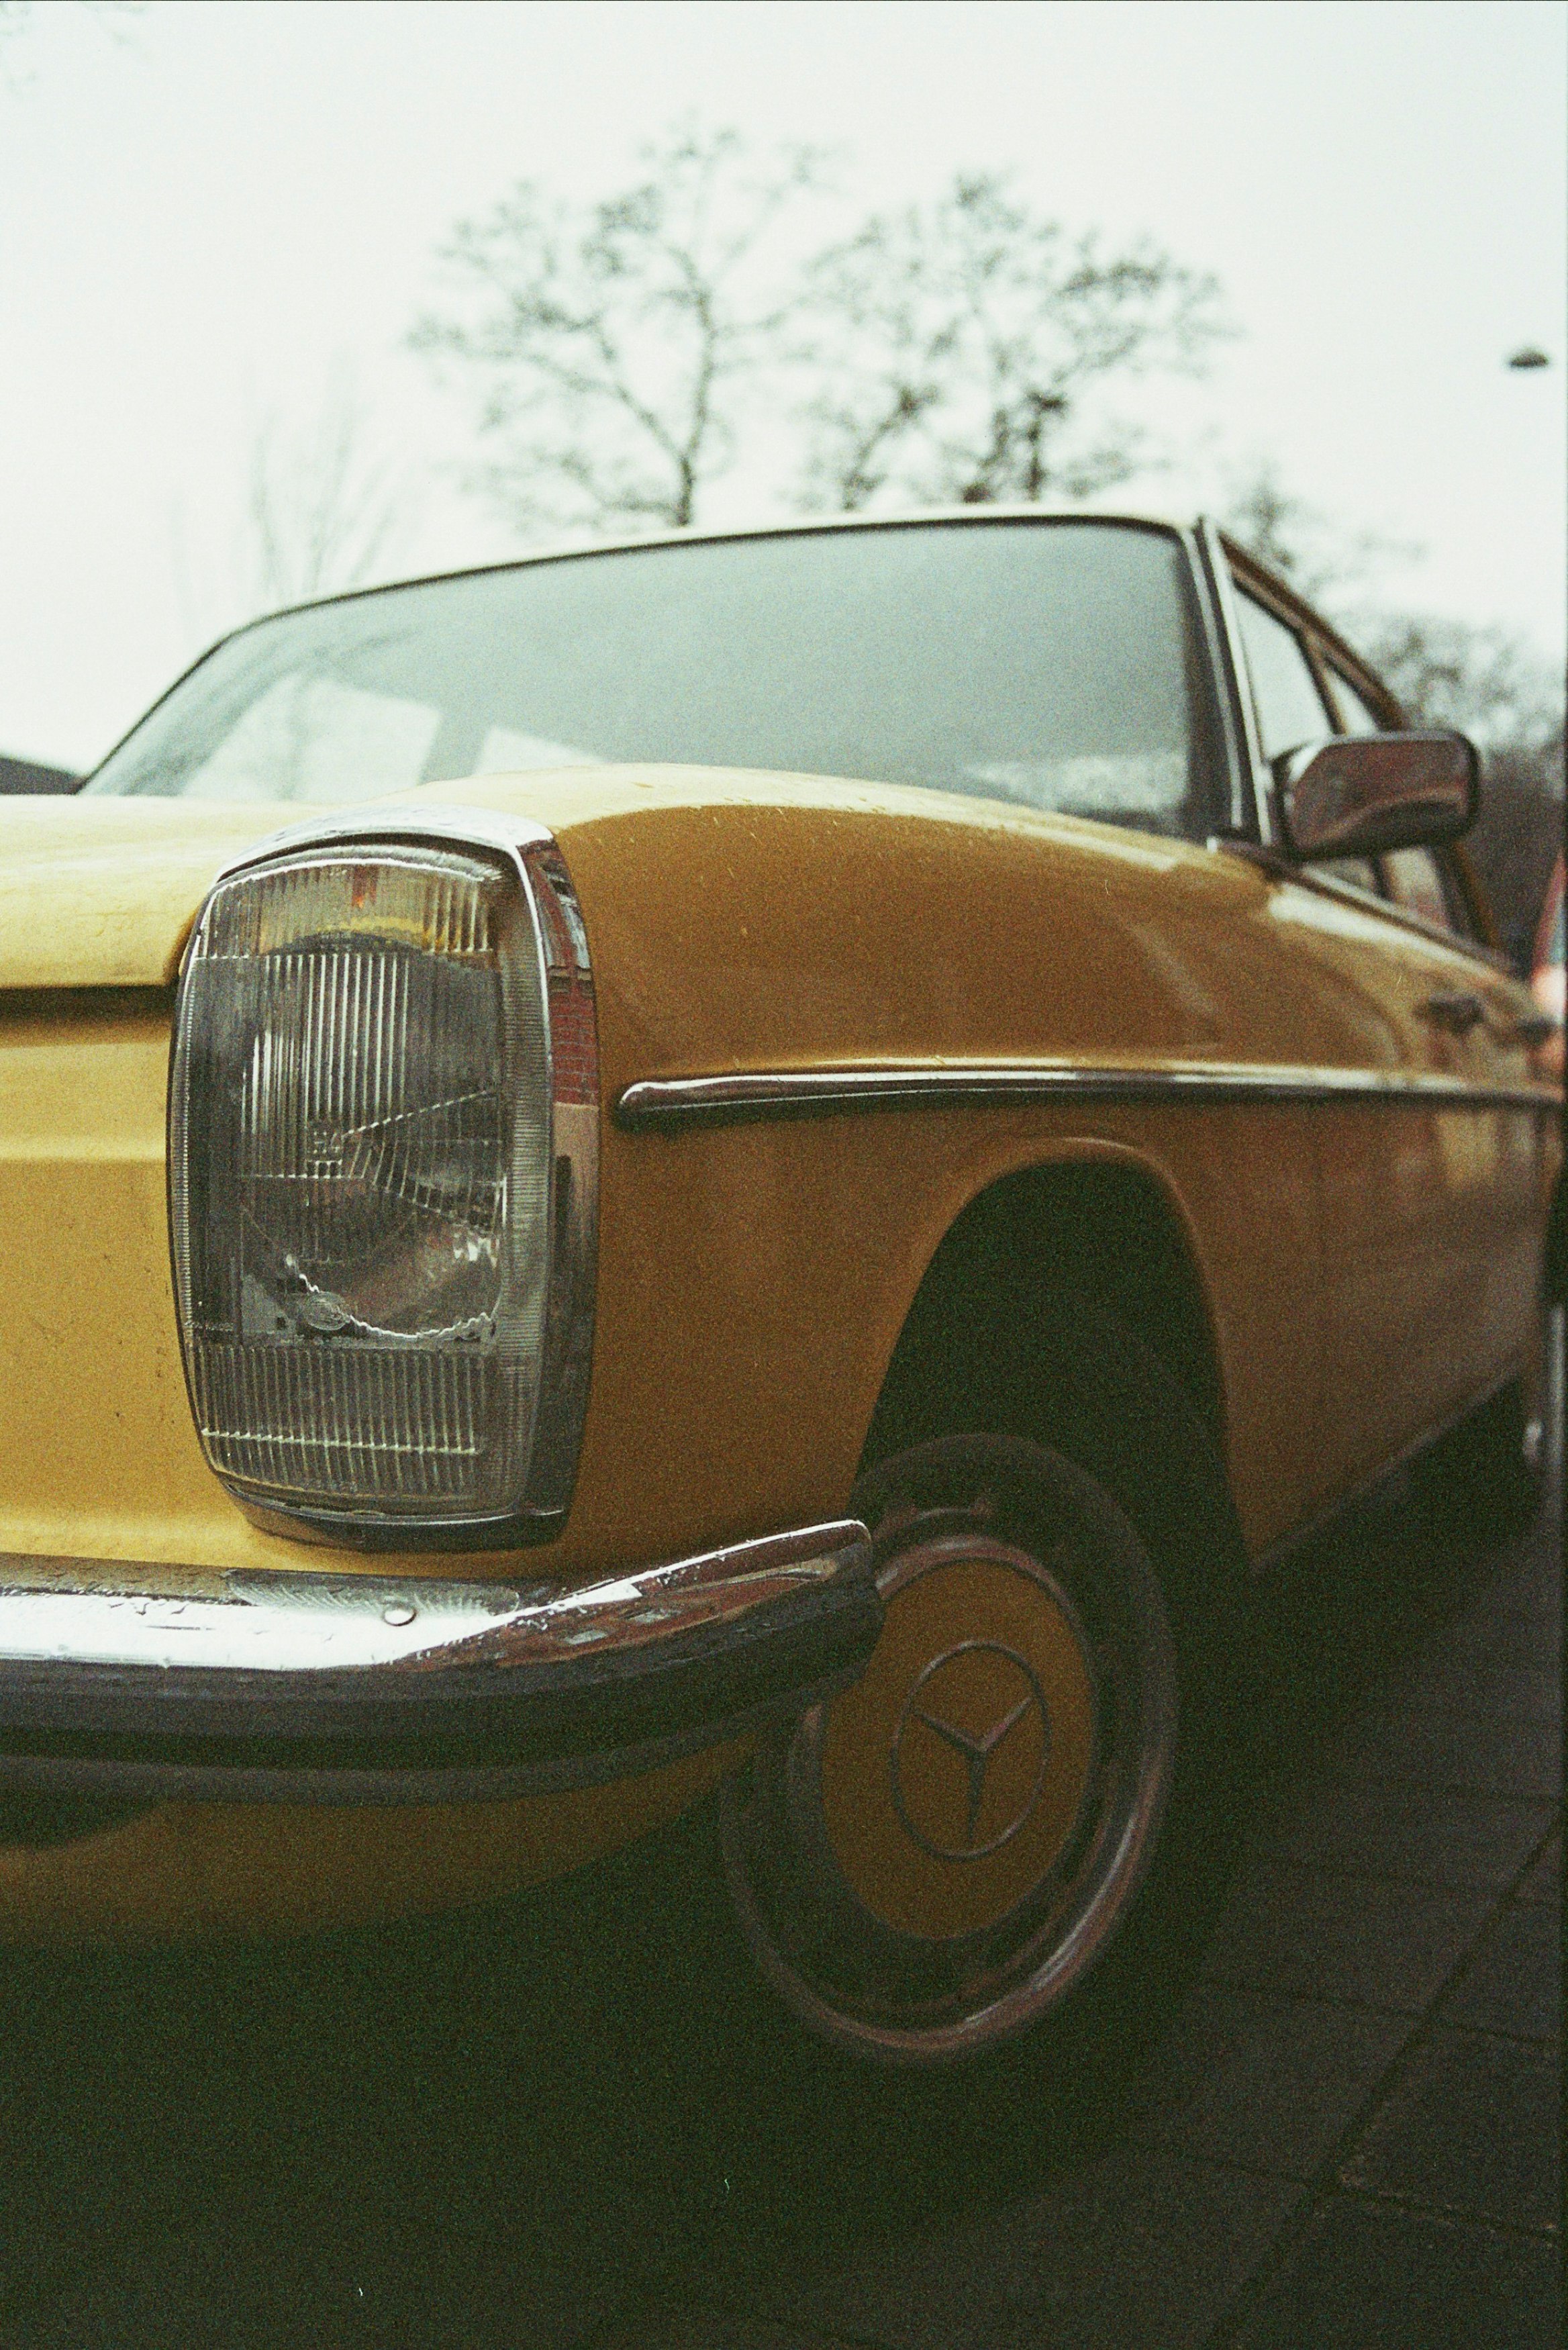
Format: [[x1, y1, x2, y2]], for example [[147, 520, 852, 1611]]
[[798, 174, 1229, 512], [245, 376, 413, 612], [1220, 461, 1420, 612], [169, 373, 415, 645], [0, 0, 143, 78], [411, 121, 826, 534]]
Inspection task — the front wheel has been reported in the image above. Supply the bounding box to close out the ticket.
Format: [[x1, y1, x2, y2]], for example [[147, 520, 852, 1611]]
[[722, 1432, 1183, 2063], [720, 1306, 1253, 2108]]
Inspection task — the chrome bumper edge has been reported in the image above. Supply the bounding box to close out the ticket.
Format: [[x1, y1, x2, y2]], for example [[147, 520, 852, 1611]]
[[0, 1520, 879, 1804]]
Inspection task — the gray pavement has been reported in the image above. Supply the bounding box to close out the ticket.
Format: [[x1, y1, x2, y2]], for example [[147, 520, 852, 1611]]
[[0, 1461, 1559, 2347], [587, 1483, 1563, 2350]]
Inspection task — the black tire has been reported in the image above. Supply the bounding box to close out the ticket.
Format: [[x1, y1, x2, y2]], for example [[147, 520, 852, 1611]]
[[716, 1290, 1256, 2138], [1415, 1374, 1543, 1541]]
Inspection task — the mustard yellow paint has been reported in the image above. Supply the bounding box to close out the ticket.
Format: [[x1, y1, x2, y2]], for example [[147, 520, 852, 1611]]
[[819, 1552, 1096, 1941], [0, 1740, 742, 1946], [0, 796, 311, 989], [0, 771, 1558, 1940]]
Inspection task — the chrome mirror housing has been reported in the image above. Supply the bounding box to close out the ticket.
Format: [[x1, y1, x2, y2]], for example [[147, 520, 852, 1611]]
[[1273, 731, 1480, 862]]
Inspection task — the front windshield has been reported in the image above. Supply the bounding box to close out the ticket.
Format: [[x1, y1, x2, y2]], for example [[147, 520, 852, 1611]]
[[86, 519, 1210, 837]]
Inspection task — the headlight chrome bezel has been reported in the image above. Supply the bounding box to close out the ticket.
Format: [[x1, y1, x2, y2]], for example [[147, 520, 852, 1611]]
[[168, 809, 598, 1552]]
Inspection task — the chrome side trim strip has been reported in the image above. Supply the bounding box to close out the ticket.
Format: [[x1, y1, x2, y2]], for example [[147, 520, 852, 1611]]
[[616, 1062, 1563, 1129]]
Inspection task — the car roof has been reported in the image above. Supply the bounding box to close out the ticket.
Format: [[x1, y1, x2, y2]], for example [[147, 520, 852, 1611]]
[[252, 504, 1204, 627]]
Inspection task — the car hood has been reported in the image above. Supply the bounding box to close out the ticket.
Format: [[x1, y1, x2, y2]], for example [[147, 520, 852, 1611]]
[[0, 761, 1197, 994], [0, 777, 632, 991], [0, 763, 1055, 993], [0, 796, 331, 991]]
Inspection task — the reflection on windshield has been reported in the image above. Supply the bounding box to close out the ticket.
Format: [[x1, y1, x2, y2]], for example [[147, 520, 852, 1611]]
[[187, 674, 442, 801], [963, 751, 1187, 813], [86, 520, 1207, 839]]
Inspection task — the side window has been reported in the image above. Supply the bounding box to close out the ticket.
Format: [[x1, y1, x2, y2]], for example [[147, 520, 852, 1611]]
[[1232, 587, 1377, 891], [1382, 846, 1459, 934], [1232, 588, 1334, 759], [1324, 667, 1383, 736], [1313, 855, 1381, 895]]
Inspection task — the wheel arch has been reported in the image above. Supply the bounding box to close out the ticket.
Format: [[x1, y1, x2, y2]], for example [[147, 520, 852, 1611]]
[[859, 1145, 1231, 1478]]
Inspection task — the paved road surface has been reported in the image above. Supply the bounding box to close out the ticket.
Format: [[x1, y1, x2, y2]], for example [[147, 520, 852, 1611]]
[[0, 1455, 1558, 2347]]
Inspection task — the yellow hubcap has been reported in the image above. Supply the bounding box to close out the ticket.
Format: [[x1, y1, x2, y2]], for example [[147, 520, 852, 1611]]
[[818, 1539, 1098, 1941]]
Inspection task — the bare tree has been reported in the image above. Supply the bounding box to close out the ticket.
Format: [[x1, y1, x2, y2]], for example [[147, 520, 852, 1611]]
[[1222, 461, 1418, 612], [170, 374, 415, 646], [1359, 614, 1562, 751], [0, 0, 142, 74], [242, 379, 411, 612], [799, 174, 1228, 512], [411, 123, 823, 535]]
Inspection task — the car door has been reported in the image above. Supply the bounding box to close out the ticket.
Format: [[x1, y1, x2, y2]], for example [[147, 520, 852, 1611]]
[[1225, 571, 1503, 1500], [1371, 833, 1545, 1401], [1319, 655, 1547, 1431]]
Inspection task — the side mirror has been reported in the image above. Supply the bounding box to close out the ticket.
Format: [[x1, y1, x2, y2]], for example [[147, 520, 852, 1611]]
[[1273, 731, 1479, 862]]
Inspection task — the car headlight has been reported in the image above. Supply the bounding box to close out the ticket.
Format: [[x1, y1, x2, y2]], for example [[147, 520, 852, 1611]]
[[168, 816, 597, 1547]]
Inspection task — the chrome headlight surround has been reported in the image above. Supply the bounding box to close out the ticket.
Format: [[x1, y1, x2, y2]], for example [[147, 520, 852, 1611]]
[[168, 810, 597, 1551]]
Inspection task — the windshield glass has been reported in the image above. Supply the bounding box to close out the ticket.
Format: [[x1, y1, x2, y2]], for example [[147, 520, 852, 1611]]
[[85, 520, 1210, 836]]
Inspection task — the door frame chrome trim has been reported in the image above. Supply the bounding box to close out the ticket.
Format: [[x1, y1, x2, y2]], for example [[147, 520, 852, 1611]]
[[616, 1061, 1562, 1129], [1197, 516, 1274, 844], [1189, 519, 1257, 838]]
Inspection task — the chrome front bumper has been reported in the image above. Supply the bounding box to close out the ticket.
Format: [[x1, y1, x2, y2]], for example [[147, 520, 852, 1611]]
[[0, 1521, 879, 1804]]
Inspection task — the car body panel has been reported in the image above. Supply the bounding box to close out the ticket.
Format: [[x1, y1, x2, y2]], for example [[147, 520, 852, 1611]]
[[3, 765, 1552, 1583], [0, 526, 1559, 1941], [1254, 872, 1546, 1489], [0, 797, 306, 990], [0, 1738, 743, 1944], [1, 773, 1326, 1585]]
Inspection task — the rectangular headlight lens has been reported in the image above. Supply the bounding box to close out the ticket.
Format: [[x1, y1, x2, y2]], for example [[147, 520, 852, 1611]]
[[170, 844, 556, 1525]]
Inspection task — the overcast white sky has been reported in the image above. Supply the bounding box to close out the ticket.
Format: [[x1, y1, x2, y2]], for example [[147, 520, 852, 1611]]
[[1, 0, 1563, 772]]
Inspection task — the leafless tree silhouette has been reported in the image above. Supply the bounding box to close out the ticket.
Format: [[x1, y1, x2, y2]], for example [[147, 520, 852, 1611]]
[[799, 174, 1228, 512], [411, 122, 824, 534], [0, 0, 142, 80], [170, 374, 414, 645]]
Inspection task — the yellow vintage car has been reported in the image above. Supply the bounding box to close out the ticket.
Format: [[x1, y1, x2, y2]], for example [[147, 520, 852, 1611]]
[[0, 511, 1559, 2103]]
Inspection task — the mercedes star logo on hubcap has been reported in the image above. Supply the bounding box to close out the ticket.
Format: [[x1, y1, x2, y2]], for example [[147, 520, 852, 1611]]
[[889, 1640, 1052, 1861]]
